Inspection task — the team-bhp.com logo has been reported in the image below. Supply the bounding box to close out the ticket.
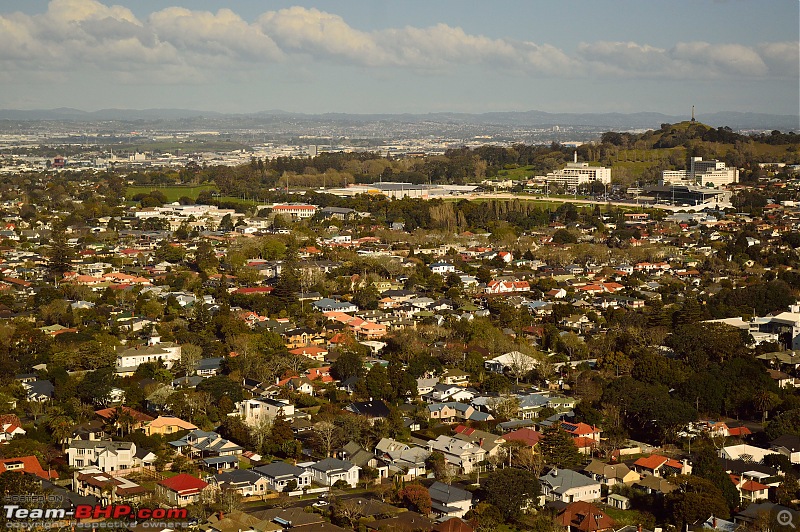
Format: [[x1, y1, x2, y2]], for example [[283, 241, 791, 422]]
[[5, 504, 188, 520]]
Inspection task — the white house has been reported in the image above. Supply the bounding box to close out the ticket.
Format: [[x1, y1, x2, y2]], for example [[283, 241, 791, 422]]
[[306, 458, 359, 488], [66, 440, 140, 473], [539, 468, 602, 504], [427, 436, 485, 474], [233, 398, 295, 427], [428, 481, 473, 518], [254, 462, 313, 492], [718, 444, 778, 464], [115, 337, 182, 376], [430, 263, 456, 275]]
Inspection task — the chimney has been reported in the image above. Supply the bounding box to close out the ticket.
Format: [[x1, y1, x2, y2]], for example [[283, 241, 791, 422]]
[[574, 151, 578, 164]]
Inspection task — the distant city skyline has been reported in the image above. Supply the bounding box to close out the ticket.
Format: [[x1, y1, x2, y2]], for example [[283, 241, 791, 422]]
[[1, 0, 798, 117]]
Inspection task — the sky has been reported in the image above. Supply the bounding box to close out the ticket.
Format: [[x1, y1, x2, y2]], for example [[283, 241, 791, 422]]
[[0, 0, 798, 116]]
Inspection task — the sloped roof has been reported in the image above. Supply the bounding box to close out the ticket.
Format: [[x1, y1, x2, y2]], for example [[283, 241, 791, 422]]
[[158, 473, 208, 493]]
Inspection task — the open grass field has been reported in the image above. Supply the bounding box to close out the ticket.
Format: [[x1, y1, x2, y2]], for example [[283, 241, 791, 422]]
[[126, 184, 218, 202]]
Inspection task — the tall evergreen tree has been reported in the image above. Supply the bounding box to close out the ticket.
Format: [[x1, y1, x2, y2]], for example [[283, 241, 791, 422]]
[[47, 224, 74, 283], [692, 443, 740, 511], [540, 425, 582, 468]]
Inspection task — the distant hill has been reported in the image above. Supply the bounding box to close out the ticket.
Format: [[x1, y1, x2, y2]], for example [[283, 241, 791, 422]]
[[0, 108, 796, 131]]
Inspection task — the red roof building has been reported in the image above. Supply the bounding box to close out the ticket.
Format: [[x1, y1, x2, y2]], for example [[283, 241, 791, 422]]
[[0, 456, 57, 480], [557, 501, 615, 532], [503, 427, 543, 448], [156, 474, 209, 507], [632, 454, 690, 477]]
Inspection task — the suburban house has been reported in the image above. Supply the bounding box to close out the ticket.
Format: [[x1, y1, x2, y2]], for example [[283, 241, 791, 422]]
[[338, 441, 389, 480], [427, 436, 486, 474], [374, 438, 431, 480], [556, 501, 615, 532], [169, 430, 243, 458], [730, 473, 770, 502], [426, 402, 493, 424], [428, 481, 473, 518], [143, 416, 198, 436], [344, 401, 391, 425], [0, 420, 25, 443], [234, 398, 295, 427], [115, 338, 182, 376], [73, 468, 147, 503], [453, 425, 506, 458], [254, 462, 313, 492], [539, 468, 602, 503], [0, 455, 58, 480], [210, 469, 270, 497], [771, 435, 800, 464], [156, 474, 211, 507], [632, 455, 691, 477], [66, 440, 142, 473], [306, 458, 360, 488], [583, 460, 640, 486]]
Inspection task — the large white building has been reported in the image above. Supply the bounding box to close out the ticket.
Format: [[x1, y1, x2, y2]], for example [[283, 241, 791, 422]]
[[115, 337, 182, 376], [268, 204, 317, 220], [234, 398, 295, 427], [546, 153, 611, 190], [660, 157, 739, 189]]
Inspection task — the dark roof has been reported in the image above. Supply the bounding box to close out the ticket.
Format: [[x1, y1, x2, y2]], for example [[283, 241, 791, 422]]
[[197, 357, 223, 370], [27, 380, 54, 397], [717, 457, 777, 476], [346, 400, 391, 419], [254, 461, 306, 479], [428, 481, 472, 504], [771, 434, 800, 452], [214, 469, 263, 485]]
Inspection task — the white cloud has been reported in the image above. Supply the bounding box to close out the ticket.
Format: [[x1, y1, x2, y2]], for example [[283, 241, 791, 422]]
[[0, 0, 795, 85]]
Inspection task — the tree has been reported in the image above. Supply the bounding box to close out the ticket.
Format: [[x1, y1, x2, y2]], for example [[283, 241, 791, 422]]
[[691, 443, 740, 511], [331, 349, 364, 382], [217, 487, 243, 513], [665, 475, 729, 526], [766, 408, 800, 440], [0, 471, 51, 529], [399, 483, 432, 515], [313, 421, 339, 458], [484, 468, 540, 520], [332, 498, 366, 529], [540, 425, 582, 468], [269, 413, 295, 456], [466, 502, 503, 532], [426, 451, 457, 485], [47, 224, 74, 283], [487, 394, 520, 421], [179, 344, 202, 376]]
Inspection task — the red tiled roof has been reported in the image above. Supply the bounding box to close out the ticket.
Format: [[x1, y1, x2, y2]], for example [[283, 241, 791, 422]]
[[557, 501, 615, 532], [158, 473, 208, 494], [95, 406, 154, 423], [454, 425, 476, 436], [634, 454, 669, 470], [0, 456, 57, 480], [728, 426, 752, 437], [503, 428, 543, 447], [234, 286, 274, 295]]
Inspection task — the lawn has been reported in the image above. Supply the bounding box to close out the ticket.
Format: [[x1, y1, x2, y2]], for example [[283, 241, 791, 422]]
[[126, 184, 218, 202]]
